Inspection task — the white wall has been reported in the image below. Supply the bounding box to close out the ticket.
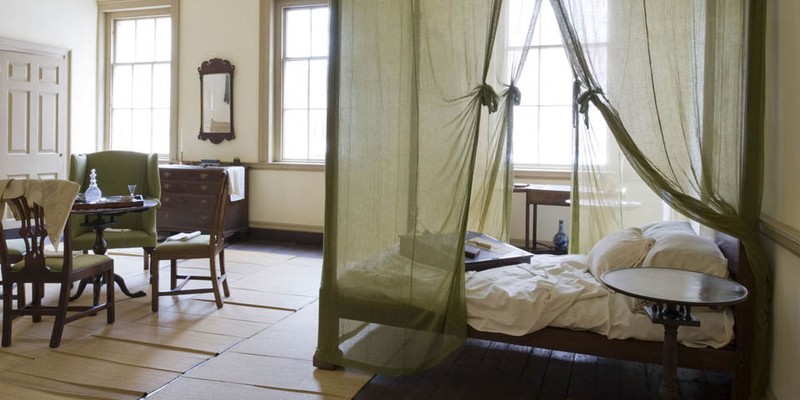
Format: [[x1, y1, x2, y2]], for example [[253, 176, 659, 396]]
[[0, 0, 98, 155], [763, 1, 800, 399]]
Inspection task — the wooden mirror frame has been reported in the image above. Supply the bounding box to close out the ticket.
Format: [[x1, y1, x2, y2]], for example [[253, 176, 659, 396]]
[[198, 58, 235, 143]]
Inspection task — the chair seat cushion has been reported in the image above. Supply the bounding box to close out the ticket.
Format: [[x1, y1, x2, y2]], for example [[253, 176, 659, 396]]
[[12, 254, 112, 272], [157, 234, 212, 250], [72, 230, 156, 250]]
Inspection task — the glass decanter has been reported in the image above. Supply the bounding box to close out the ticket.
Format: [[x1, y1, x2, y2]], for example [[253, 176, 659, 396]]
[[84, 168, 102, 204]]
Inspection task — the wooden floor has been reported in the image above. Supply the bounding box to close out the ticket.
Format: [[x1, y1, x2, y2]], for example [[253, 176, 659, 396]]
[[353, 338, 733, 400]]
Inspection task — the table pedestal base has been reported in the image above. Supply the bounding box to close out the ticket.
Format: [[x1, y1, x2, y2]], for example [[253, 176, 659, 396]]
[[647, 303, 701, 400]]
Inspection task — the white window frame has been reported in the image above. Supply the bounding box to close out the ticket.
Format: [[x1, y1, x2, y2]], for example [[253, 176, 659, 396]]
[[270, 0, 329, 166], [99, 0, 179, 160]]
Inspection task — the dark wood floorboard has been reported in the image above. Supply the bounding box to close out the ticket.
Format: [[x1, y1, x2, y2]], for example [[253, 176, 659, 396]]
[[353, 339, 733, 400]]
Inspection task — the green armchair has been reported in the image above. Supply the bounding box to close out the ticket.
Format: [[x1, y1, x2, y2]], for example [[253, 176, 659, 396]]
[[69, 151, 161, 270]]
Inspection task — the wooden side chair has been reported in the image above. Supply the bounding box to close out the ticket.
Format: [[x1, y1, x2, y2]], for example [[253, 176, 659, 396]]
[[1, 181, 115, 348], [0, 239, 25, 307], [150, 169, 230, 312]]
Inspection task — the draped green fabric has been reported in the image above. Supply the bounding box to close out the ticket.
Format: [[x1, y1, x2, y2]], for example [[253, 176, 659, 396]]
[[552, 0, 770, 396], [315, 0, 537, 374]]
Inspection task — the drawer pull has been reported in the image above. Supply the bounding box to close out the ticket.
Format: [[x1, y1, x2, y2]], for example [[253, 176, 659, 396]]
[[200, 173, 208, 179], [200, 184, 208, 191], [200, 199, 208, 206], [163, 183, 171, 190]]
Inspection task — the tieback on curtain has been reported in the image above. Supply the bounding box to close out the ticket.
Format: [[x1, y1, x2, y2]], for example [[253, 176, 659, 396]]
[[573, 86, 602, 128], [506, 84, 522, 106], [477, 83, 499, 113]]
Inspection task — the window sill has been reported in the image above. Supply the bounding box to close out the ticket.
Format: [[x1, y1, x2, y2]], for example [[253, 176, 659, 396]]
[[248, 161, 325, 172], [513, 168, 570, 182]]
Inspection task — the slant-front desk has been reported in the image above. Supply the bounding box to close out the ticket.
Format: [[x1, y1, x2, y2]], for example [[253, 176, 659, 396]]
[[157, 165, 249, 238]]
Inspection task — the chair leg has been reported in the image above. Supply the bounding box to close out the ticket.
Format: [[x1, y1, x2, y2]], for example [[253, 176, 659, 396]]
[[151, 255, 160, 312], [31, 283, 42, 323], [92, 275, 102, 307], [209, 256, 223, 309], [143, 247, 153, 270], [2, 282, 13, 347], [49, 283, 71, 348], [106, 269, 115, 323], [170, 260, 178, 290], [219, 249, 230, 297]]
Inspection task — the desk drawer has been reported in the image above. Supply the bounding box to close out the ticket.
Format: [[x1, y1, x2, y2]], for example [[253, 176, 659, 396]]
[[160, 168, 226, 182], [160, 194, 216, 212], [158, 209, 214, 232], [161, 180, 221, 195]]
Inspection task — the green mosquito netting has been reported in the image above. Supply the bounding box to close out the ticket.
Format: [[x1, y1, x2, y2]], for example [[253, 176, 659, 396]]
[[316, 0, 770, 396]]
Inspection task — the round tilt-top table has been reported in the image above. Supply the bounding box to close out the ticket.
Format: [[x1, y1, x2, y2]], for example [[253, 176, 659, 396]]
[[601, 267, 748, 400]]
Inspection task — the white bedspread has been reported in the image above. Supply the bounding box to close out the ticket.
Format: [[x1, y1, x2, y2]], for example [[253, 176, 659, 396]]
[[465, 254, 735, 348]]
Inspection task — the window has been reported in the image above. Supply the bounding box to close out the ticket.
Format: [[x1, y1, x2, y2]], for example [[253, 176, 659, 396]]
[[508, 0, 607, 169], [274, 1, 329, 163], [106, 11, 172, 156]]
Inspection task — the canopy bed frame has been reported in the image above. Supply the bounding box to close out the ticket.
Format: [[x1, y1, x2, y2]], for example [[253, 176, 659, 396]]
[[316, 231, 753, 399]]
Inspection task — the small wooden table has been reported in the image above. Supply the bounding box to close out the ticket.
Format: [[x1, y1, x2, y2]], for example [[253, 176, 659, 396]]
[[513, 184, 570, 253], [601, 268, 748, 400], [71, 197, 158, 299], [464, 231, 533, 272]]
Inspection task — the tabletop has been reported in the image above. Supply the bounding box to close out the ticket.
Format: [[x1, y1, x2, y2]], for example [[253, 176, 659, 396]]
[[601, 267, 748, 307]]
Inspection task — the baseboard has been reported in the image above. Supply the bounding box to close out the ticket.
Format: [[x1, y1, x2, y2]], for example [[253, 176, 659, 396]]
[[245, 227, 323, 246]]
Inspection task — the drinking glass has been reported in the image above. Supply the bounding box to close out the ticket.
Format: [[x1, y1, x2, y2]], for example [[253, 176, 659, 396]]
[[127, 184, 137, 197]]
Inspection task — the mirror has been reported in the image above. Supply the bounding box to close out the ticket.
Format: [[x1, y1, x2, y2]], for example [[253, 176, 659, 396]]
[[198, 58, 235, 143]]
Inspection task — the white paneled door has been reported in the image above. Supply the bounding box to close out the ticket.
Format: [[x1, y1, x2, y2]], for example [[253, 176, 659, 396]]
[[0, 45, 69, 227]]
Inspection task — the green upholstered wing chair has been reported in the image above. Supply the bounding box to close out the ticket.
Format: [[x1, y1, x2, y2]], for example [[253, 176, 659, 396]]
[[69, 151, 161, 270]]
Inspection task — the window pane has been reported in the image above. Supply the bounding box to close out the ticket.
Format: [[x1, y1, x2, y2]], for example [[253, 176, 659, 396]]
[[136, 18, 155, 62], [309, 60, 327, 109], [516, 50, 540, 106], [132, 64, 153, 108], [283, 109, 309, 159], [512, 105, 539, 164], [538, 1, 562, 46], [538, 47, 572, 106], [308, 109, 326, 160], [537, 106, 572, 165], [111, 109, 132, 149], [152, 109, 170, 155], [115, 20, 136, 63], [109, 14, 171, 154], [285, 8, 311, 58], [283, 60, 309, 109], [152, 63, 170, 108], [155, 17, 171, 61], [311, 7, 329, 57], [131, 109, 153, 153], [112, 65, 132, 109]]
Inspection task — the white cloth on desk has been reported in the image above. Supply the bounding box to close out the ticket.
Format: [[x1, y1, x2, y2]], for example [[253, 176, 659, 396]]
[[224, 166, 246, 202]]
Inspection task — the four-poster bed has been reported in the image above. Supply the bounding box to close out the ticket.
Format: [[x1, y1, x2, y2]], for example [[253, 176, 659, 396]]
[[315, 0, 768, 398]]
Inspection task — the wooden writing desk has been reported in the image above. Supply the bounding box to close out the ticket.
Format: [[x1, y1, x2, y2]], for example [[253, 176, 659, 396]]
[[513, 184, 570, 252]]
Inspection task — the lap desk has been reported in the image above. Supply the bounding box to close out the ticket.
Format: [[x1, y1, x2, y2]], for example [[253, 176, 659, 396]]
[[398, 231, 533, 272]]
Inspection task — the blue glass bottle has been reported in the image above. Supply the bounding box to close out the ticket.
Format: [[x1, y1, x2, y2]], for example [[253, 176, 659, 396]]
[[552, 219, 568, 252]]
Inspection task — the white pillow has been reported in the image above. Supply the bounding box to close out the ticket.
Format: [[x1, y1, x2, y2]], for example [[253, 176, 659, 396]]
[[641, 220, 695, 238], [642, 231, 729, 277], [587, 227, 655, 280]]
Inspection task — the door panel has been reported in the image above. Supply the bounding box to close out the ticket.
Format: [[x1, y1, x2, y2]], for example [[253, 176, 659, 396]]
[[0, 47, 68, 229]]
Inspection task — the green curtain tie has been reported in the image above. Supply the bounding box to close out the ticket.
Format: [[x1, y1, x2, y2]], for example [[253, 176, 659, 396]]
[[575, 88, 601, 128], [477, 83, 499, 113]]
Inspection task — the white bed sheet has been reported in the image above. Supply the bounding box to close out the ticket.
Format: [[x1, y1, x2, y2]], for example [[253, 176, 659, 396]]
[[465, 254, 734, 348]]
